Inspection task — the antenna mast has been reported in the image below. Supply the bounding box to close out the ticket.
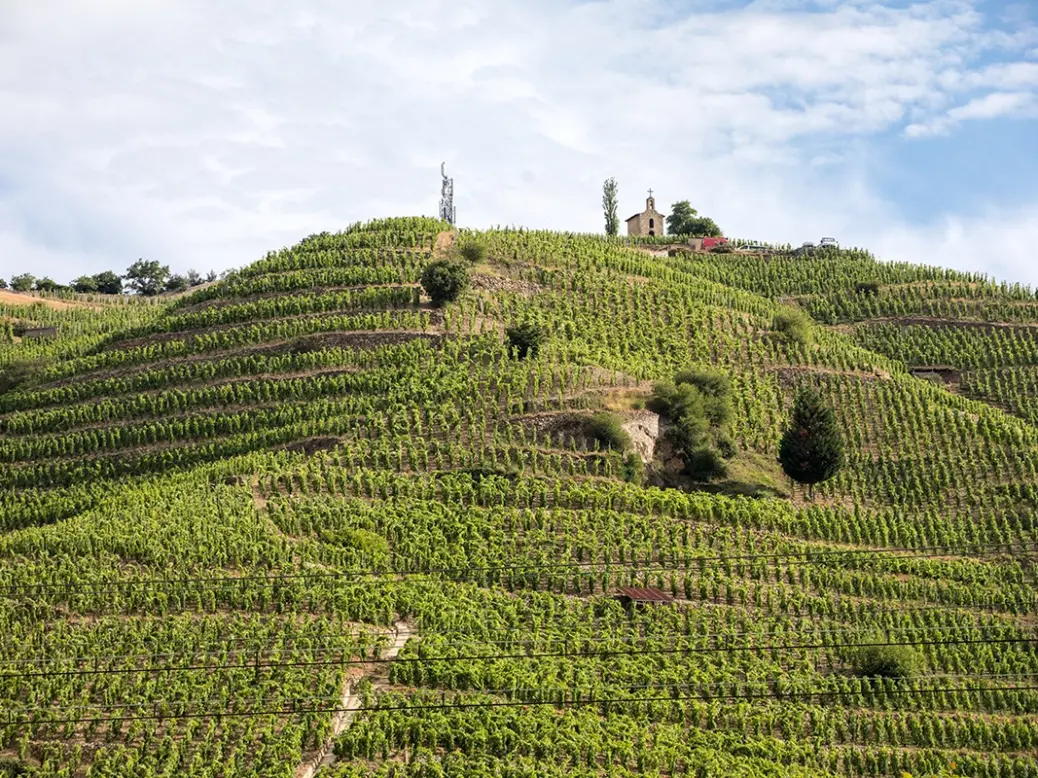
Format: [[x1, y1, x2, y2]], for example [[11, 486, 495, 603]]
[[439, 162, 456, 225]]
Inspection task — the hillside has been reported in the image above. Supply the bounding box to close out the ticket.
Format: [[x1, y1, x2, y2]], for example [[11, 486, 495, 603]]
[[0, 217, 1036, 778]]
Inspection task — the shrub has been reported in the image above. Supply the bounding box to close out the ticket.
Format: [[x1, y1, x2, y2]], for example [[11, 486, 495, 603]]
[[684, 447, 728, 480], [456, 238, 487, 265], [651, 368, 735, 481], [586, 412, 631, 452], [421, 260, 469, 306], [772, 307, 814, 347], [856, 281, 880, 296], [673, 368, 731, 399], [506, 322, 545, 359], [0, 358, 50, 395], [621, 452, 645, 484], [855, 644, 924, 679], [710, 244, 734, 253], [0, 756, 35, 776]]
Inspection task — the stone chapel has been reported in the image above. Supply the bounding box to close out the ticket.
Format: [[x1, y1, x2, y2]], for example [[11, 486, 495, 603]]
[[625, 191, 665, 237]]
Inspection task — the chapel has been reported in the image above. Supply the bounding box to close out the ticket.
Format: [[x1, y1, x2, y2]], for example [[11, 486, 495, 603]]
[[626, 190, 665, 237]]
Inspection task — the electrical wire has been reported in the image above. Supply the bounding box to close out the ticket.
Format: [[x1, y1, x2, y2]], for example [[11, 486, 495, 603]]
[[2, 621, 1026, 669], [0, 541, 1033, 595], [6, 681, 1038, 727], [1, 634, 1033, 681], [6, 672, 1038, 716]]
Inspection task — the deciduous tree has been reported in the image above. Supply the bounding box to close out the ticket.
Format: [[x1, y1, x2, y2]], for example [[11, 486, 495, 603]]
[[9, 274, 34, 292], [666, 200, 722, 237], [124, 259, 171, 296]]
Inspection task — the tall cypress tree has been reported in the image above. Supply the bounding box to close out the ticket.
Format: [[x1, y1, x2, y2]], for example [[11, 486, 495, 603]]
[[779, 386, 845, 498], [602, 178, 619, 236]]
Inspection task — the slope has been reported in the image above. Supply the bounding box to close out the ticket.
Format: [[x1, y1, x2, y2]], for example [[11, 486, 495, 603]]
[[0, 218, 1035, 778]]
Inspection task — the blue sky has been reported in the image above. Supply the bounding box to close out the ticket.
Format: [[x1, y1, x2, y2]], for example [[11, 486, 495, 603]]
[[0, 0, 1036, 285]]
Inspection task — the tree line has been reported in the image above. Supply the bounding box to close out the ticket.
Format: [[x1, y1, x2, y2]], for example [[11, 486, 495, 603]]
[[0, 259, 218, 297]]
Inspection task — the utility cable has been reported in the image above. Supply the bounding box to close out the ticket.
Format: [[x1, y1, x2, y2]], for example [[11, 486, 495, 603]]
[[7, 672, 1038, 716], [6, 681, 1038, 727], [1, 634, 1034, 681], [0, 541, 1033, 595], [0, 623, 1030, 671]]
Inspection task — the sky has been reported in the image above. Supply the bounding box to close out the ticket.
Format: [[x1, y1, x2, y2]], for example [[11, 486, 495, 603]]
[[0, 0, 1036, 286]]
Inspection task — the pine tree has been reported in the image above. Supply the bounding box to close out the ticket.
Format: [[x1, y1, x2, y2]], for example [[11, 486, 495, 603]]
[[779, 386, 845, 498], [602, 178, 619, 236]]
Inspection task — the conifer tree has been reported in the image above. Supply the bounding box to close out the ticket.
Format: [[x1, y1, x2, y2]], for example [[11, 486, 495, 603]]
[[779, 386, 845, 497]]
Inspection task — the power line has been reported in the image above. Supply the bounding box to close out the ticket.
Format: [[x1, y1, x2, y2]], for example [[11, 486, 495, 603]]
[[0, 542, 1032, 595], [1, 622, 1021, 668], [7, 672, 1038, 717], [2, 634, 1033, 681], [1, 622, 1023, 670], [7, 681, 1038, 727]]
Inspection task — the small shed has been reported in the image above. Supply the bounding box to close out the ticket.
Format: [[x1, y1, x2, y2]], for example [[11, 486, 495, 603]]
[[613, 586, 675, 608], [21, 326, 58, 340]]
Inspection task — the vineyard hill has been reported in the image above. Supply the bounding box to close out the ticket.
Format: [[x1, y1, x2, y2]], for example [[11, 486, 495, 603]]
[[0, 216, 1036, 777]]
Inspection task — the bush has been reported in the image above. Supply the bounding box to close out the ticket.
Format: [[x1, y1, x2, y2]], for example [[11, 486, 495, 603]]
[[709, 244, 734, 253], [684, 447, 728, 480], [621, 452, 645, 484], [506, 322, 545, 359], [651, 368, 735, 481], [421, 260, 469, 306], [772, 308, 814, 347], [0, 358, 50, 395], [855, 644, 924, 679], [586, 412, 631, 452], [0, 757, 35, 776], [856, 281, 880, 296], [456, 238, 487, 265]]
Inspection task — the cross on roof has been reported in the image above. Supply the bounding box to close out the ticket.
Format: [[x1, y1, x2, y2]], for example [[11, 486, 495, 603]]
[[648, 188, 654, 198]]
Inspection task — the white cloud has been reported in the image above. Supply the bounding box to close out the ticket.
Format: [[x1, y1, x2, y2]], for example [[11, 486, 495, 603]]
[[0, 0, 1035, 286], [904, 90, 1038, 136], [870, 204, 1038, 286]]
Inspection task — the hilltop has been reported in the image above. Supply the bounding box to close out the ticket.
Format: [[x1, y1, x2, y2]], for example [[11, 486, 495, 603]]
[[0, 217, 1036, 778]]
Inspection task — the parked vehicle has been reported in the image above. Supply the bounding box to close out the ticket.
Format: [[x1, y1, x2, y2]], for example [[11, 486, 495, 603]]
[[701, 237, 728, 250], [739, 243, 769, 252], [819, 237, 839, 249]]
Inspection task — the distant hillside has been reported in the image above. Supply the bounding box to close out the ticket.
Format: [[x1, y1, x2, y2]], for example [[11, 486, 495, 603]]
[[0, 217, 1036, 778]]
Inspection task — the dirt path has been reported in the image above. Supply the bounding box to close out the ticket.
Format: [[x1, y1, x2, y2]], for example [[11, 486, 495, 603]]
[[295, 620, 413, 778], [0, 290, 99, 311]]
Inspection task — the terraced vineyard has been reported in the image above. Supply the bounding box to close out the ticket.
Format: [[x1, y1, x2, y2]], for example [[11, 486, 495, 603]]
[[0, 217, 1036, 778]]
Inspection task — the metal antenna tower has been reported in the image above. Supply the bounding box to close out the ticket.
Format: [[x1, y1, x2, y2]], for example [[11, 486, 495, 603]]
[[438, 162, 456, 225]]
